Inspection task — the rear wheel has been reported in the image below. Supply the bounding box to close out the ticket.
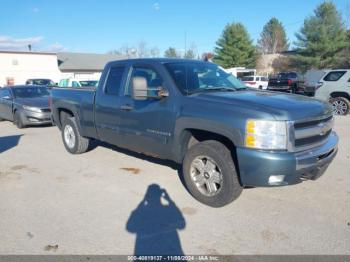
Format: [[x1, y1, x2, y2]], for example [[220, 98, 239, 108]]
[[182, 140, 242, 207], [61, 117, 90, 154], [330, 97, 350, 115], [13, 111, 24, 129]]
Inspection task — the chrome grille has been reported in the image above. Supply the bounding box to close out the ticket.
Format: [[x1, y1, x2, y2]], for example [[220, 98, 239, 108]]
[[292, 115, 334, 151]]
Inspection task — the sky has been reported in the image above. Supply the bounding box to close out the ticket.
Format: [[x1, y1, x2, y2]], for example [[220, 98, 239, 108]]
[[0, 0, 349, 55]]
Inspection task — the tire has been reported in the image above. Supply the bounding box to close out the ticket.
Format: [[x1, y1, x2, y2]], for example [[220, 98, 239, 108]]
[[13, 111, 24, 129], [61, 117, 90, 154], [330, 97, 350, 115], [182, 140, 242, 207]]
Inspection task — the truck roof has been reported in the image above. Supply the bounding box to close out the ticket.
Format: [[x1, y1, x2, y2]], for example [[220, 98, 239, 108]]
[[110, 58, 208, 64]]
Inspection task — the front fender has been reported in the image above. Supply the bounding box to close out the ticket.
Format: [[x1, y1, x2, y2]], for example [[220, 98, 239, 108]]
[[172, 117, 244, 162]]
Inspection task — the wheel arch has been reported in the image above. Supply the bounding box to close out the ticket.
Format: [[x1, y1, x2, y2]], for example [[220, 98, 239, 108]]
[[174, 127, 242, 184], [56, 107, 84, 135], [330, 92, 350, 101]]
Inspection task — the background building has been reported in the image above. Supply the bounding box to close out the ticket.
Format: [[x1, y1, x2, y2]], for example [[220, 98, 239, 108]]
[[0, 51, 125, 86], [57, 52, 125, 80], [0, 51, 61, 86]]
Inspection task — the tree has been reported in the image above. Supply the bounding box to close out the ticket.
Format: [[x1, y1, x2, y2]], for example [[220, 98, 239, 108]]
[[164, 47, 179, 58], [213, 22, 257, 68], [202, 52, 214, 62], [272, 56, 294, 72], [339, 29, 350, 68], [293, 1, 347, 71], [136, 41, 149, 58], [258, 18, 289, 54], [150, 46, 160, 57], [184, 49, 196, 59]]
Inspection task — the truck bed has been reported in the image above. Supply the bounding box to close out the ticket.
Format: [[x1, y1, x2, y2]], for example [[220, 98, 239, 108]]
[[51, 87, 97, 138]]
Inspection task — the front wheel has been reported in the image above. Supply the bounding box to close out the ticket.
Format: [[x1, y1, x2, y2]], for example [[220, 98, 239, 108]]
[[13, 111, 24, 129], [182, 140, 242, 207], [330, 97, 350, 115], [61, 117, 90, 154]]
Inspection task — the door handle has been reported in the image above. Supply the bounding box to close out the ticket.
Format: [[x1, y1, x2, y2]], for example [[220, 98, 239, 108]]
[[120, 105, 133, 111]]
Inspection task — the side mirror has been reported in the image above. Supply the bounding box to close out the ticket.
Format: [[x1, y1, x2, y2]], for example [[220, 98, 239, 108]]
[[132, 77, 169, 100], [132, 76, 148, 101]]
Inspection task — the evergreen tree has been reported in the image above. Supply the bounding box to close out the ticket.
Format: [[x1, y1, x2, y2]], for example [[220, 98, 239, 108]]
[[293, 1, 347, 70], [214, 23, 256, 68], [339, 30, 350, 68], [164, 47, 179, 58], [258, 18, 289, 54]]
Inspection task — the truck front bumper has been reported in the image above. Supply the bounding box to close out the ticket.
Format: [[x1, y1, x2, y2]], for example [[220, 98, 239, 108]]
[[236, 132, 338, 187]]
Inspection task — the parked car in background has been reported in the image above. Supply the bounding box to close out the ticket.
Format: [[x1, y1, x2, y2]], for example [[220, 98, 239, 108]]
[[315, 69, 350, 115], [26, 78, 56, 86], [303, 69, 327, 96], [58, 78, 99, 88], [241, 76, 268, 89], [51, 59, 338, 207], [0, 85, 52, 128], [268, 72, 304, 93]]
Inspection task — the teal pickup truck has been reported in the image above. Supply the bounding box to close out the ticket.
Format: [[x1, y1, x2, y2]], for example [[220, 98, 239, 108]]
[[51, 59, 338, 207]]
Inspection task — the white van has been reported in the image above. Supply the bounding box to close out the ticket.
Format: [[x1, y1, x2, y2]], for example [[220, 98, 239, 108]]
[[241, 76, 268, 89]]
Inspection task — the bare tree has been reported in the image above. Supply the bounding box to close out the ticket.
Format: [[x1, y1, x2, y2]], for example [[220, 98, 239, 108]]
[[108, 42, 161, 58], [137, 41, 149, 58], [150, 46, 160, 57]]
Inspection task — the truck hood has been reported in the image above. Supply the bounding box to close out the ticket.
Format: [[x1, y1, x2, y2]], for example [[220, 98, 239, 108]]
[[191, 90, 332, 121], [14, 96, 50, 109]]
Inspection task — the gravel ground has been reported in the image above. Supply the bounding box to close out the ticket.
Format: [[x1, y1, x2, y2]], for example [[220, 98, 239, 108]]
[[0, 117, 349, 255]]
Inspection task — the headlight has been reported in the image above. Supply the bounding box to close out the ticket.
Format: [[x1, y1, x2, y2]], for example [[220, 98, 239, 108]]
[[245, 120, 287, 150], [22, 105, 42, 113]]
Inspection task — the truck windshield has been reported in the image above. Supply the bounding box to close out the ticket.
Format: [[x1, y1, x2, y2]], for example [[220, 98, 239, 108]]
[[12, 86, 49, 98], [165, 62, 246, 95]]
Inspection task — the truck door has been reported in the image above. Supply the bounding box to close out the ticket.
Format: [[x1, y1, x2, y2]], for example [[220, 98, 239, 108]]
[[0, 88, 14, 121], [94, 64, 128, 146], [117, 64, 175, 157]]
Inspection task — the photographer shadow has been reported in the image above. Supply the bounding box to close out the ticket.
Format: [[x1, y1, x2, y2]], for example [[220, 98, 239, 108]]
[[126, 184, 186, 256]]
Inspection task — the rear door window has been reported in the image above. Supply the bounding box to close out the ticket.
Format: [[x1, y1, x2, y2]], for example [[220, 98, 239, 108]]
[[105, 66, 126, 95], [323, 71, 346, 81]]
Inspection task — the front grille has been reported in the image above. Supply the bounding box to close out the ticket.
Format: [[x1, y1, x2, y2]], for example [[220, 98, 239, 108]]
[[41, 108, 51, 113], [295, 130, 331, 147], [294, 115, 333, 129], [293, 115, 333, 150]]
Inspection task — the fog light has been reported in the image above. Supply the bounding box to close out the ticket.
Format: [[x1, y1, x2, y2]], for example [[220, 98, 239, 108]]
[[268, 175, 285, 185]]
